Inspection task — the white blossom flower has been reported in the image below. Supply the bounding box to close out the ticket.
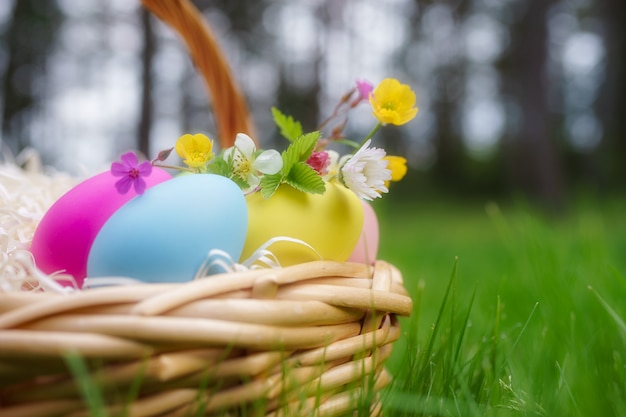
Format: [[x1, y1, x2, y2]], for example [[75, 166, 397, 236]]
[[339, 140, 391, 200], [224, 133, 282, 190]]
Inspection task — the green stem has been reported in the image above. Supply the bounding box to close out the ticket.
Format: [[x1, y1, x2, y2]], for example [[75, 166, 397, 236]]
[[152, 163, 195, 173], [359, 123, 382, 148]]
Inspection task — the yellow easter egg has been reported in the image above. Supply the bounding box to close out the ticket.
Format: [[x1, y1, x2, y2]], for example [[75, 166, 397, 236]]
[[241, 183, 364, 266]]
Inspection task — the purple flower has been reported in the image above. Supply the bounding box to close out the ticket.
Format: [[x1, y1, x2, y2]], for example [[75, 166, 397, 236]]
[[111, 152, 152, 194], [355, 79, 374, 103]]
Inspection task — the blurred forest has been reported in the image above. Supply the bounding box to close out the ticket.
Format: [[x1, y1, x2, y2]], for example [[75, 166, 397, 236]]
[[0, 0, 624, 207]]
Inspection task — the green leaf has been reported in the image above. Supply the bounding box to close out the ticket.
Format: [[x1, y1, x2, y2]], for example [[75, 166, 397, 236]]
[[285, 162, 326, 194], [271, 107, 303, 142], [206, 157, 231, 177], [282, 131, 321, 174], [257, 130, 321, 198], [229, 175, 251, 191], [259, 173, 284, 199]]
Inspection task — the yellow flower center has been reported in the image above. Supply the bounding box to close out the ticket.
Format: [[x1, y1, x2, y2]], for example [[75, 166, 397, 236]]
[[233, 153, 252, 179], [189, 150, 209, 163]]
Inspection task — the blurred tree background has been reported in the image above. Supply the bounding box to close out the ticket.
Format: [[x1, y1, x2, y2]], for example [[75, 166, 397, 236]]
[[0, 0, 624, 208]]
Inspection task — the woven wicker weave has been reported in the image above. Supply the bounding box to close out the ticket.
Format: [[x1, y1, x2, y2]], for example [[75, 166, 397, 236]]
[[0, 1, 413, 416], [0, 261, 411, 416]]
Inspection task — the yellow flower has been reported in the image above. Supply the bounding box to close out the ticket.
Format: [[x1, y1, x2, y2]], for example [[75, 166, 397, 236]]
[[175, 133, 214, 168], [385, 156, 408, 181], [369, 78, 418, 126], [384, 155, 407, 188]]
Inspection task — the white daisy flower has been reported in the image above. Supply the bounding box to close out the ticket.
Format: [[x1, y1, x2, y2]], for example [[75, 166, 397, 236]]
[[340, 139, 391, 200], [224, 133, 282, 190]]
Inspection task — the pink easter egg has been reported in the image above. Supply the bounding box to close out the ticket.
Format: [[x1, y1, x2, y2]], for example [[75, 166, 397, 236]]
[[348, 200, 380, 265], [30, 167, 171, 287]]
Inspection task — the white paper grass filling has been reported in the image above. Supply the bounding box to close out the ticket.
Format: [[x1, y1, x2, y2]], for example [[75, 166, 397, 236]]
[[0, 150, 79, 293]]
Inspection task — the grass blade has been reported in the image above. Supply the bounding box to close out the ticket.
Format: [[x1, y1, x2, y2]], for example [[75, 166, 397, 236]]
[[64, 352, 106, 417], [589, 285, 626, 334]]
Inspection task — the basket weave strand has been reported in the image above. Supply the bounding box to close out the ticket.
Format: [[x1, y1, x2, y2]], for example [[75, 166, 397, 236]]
[[0, 261, 410, 416]]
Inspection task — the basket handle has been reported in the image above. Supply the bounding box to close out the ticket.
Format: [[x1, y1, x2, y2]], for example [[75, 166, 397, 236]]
[[141, 0, 256, 149]]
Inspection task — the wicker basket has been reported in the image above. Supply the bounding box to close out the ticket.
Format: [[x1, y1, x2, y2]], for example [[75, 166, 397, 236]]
[[0, 1, 413, 416]]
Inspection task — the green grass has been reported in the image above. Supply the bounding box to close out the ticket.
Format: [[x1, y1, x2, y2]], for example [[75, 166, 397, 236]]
[[377, 195, 626, 416]]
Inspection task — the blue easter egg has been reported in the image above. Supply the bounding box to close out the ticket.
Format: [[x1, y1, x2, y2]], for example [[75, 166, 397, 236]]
[[86, 174, 247, 283]]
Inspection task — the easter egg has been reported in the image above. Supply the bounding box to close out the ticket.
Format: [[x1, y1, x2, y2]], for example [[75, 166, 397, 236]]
[[241, 183, 364, 266], [87, 174, 247, 283], [30, 167, 172, 287], [348, 200, 380, 265]]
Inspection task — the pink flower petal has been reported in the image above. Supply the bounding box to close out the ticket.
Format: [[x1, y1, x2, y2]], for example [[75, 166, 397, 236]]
[[111, 161, 128, 177], [115, 176, 133, 194], [306, 151, 331, 175], [137, 160, 153, 176], [120, 151, 139, 168], [356, 79, 373, 102], [134, 177, 147, 195]]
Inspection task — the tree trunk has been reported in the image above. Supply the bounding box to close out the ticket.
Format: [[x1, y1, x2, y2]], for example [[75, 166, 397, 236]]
[[1, 0, 61, 156], [507, 0, 565, 208], [137, 8, 156, 158], [432, 65, 465, 189], [429, 1, 469, 191], [595, 0, 626, 190]]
